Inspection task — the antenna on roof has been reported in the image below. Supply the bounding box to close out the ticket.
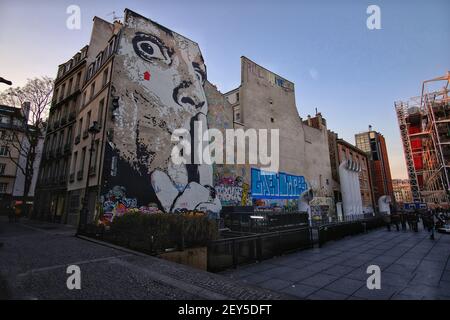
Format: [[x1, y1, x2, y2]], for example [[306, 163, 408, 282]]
[[107, 11, 123, 23]]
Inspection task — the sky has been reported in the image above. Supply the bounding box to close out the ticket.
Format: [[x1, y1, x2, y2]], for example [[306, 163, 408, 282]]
[[0, 0, 449, 179]]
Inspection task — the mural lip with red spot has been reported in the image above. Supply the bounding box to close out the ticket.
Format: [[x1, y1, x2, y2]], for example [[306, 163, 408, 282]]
[[144, 71, 151, 81]]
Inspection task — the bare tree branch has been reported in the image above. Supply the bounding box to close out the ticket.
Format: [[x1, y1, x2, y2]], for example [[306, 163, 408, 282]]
[[0, 76, 53, 199]]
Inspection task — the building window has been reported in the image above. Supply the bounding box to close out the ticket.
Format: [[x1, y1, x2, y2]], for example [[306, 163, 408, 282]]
[[67, 78, 73, 96], [0, 163, 5, 174], [54, 88, 59, 102], [102, 68, 109, 87], [86, 111, 91, 131], [0, 116, 11, 124], [60, 84, 66, 101], [81, 147, 87, 173], [82, 92, 87, 107], [75, 72, 82, 90], [98, 99, 104, 125], [90, 83, 95, 100], [72, 152, 78, 174], [0, 145, 9, 156], [0, 183, 7, 193]]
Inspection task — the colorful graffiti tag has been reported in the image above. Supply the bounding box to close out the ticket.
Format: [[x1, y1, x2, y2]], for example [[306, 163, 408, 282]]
[[214, 176, 251, 206], [251, 168, 308, 199]]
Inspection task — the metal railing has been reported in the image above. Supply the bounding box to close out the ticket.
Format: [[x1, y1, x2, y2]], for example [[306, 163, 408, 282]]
[[207, 226, 313, 272]]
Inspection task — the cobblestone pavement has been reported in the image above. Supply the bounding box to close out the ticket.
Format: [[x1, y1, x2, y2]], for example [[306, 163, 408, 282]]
[[0, 217, 287, 300], [222, 225, 450, 300]]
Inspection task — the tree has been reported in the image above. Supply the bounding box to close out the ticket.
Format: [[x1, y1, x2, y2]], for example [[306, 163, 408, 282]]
[[0, 77, 53, 214]]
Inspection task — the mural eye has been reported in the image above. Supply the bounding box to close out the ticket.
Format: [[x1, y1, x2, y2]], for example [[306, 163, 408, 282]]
[[136, 41, 165, 60], [132, 32, 172, 65], [193, 63, 206, 85]]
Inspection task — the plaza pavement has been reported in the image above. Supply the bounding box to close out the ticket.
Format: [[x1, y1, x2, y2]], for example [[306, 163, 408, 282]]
[[221, 225, 450, 300], [0, 216, 286, 300]]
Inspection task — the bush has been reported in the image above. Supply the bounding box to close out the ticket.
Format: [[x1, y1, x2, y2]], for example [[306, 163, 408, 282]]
[[103, 212, 218, 254]]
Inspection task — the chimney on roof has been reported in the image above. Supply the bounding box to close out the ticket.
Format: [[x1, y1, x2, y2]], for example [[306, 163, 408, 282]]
[[113, 20, 123, 34]]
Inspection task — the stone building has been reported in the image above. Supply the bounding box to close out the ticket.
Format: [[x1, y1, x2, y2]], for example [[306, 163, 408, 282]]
[[34, 46, 88, 222], [34, 9, 335, 225], [0, 104, 43, 212], [224, 57, 334, 218], [392, 179, 413, 205]]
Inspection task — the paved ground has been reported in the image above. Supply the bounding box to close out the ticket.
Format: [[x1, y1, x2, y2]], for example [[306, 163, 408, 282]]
[[0, 217, 286, 300], [222, 226, 450, 300]]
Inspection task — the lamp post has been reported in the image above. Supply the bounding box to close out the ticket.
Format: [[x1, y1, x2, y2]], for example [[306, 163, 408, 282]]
[[77, 121, 100, 234]]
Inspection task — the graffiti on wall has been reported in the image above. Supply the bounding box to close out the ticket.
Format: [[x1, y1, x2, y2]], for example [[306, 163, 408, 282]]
[[102, 10, 221, 215], [102, 186, 138, 215], [251, 168, 308, 199], [245, 58, 294, 91], [214, 176, 251, 206]]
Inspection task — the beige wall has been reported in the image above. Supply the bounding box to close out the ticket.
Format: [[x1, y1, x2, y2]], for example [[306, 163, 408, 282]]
[[225, 57, 333, 198]]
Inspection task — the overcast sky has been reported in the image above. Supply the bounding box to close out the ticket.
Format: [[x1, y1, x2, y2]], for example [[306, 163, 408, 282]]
[[1, 0, 449, 179]]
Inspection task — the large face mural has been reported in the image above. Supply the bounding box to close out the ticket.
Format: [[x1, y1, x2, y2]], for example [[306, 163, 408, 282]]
[[102, 11, 221, 214]]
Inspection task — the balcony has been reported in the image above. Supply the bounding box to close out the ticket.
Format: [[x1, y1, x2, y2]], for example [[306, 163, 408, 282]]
[[82, 130, 89, 139], [77, 170, 83, 181], [69, 173, 75, 183], [64, 143, 71, 154], [59, 174, 67, 184], [89, 165, 96, 176], [68, 111, 76, 121], [74, 135, 81, 145]]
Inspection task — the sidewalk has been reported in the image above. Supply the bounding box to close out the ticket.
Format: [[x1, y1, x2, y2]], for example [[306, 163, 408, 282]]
[[0, 216, 287, 300], [221, 226, 450, 299]]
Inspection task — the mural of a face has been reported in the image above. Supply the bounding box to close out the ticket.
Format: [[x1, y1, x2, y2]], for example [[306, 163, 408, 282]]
[[110, 12, 221, 214]]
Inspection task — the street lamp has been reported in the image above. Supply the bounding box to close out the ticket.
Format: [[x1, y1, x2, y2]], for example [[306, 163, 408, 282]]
[[77, 121, 100, 234]]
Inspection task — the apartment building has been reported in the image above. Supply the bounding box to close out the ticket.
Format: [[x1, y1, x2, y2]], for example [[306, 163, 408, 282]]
[[34, 47, 88, 222], [0, 104, 43, 212], [34, 9, 337, 225], [355, 128, 394, 206]]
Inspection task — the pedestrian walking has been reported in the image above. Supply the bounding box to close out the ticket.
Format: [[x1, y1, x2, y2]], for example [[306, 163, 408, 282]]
[[383, 212, 392, 231], [400, 211, 407, 231], [391, 210, 400, 231]]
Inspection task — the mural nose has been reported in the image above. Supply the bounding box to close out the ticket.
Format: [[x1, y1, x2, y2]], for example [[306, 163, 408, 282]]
[[172, 81, 205, 110]]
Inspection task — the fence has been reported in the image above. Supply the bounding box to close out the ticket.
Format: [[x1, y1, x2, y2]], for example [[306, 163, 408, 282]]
[[315, 215, 385, 247], [222, 211, 309, 233], [207, 226, 313, 272]]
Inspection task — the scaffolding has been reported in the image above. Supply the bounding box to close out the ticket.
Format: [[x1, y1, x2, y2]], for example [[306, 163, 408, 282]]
[[395, 72, 450, 207]]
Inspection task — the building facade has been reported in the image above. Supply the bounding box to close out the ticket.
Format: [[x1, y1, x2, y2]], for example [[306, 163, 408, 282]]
[[355, 129, 394, 207], [395, 72, 450, 207], [34, 46, 88, 222], [0, 104, 43, 212], [224, 57, 334, 219], [392, 179, 413, 205], [34, 9, 336, 225], [328, 131, 375, 217]]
